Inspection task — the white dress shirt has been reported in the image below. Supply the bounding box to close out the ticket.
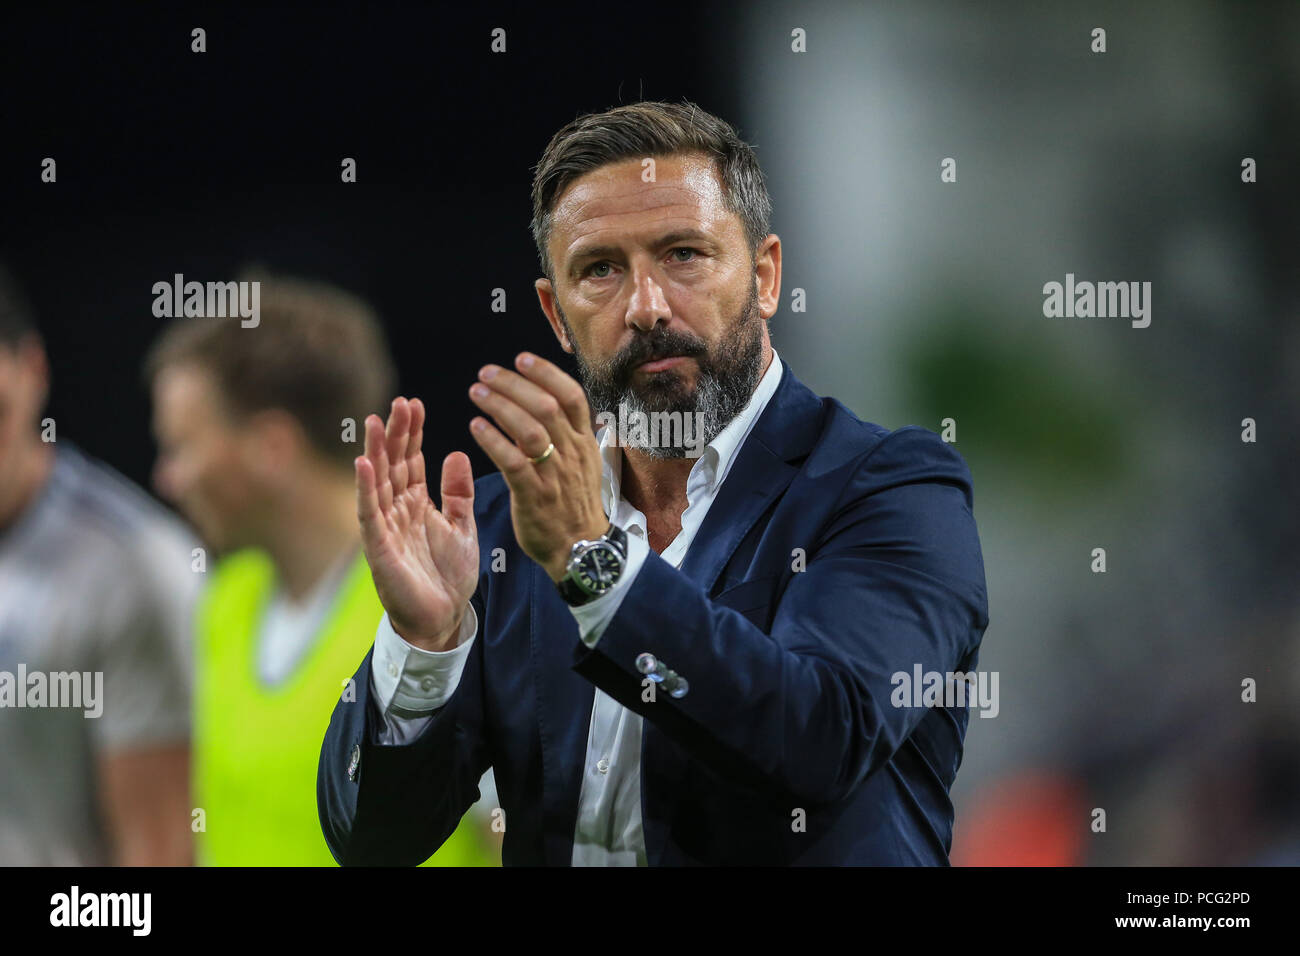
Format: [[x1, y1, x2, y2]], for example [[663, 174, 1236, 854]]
[[369, 350, 784, 865]]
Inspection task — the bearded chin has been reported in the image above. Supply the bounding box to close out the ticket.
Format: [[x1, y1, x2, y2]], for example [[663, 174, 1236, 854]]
[[568, 289, 765, 459]]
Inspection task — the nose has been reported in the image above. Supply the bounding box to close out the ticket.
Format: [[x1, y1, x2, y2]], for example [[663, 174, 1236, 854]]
[[624, 261, 671, 334]]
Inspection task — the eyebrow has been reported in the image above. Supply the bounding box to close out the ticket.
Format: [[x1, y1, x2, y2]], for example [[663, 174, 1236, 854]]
[[566, 229, 715, 275]]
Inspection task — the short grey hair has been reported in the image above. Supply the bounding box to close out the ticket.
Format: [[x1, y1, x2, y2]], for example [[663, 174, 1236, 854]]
[[530, 99, 773, 282]]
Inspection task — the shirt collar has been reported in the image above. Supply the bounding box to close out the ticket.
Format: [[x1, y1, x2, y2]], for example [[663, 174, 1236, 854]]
[[597, 349, 784, 515]]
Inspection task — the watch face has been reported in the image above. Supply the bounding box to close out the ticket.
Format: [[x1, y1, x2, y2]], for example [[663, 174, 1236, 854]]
[[575, 542, 621, 594]]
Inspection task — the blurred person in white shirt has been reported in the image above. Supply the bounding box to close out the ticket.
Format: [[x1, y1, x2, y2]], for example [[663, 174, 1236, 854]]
[[0, 262, 198, 866]]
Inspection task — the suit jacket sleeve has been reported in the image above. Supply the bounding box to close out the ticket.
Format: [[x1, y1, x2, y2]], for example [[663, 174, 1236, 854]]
[[316, 593, 491, 866], [571, 425, 990, 808]]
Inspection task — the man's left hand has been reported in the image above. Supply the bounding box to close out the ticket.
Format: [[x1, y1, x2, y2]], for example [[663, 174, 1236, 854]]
[[468, 352, 608, 582]]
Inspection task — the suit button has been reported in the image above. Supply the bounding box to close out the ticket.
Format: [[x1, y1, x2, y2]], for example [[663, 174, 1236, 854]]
[[635, 653, 658, 675], [668, 676, 689, 699], [347, 744, 361, 781], [420, 677, 435, 691], [596, 758, 610, 773], [387, 660, 399, 678]]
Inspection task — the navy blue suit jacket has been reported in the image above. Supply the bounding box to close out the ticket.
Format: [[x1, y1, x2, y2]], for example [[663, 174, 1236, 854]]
[[318, 362, 989, 865]]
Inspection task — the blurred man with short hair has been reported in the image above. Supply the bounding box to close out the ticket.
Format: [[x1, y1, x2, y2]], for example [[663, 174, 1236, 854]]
[[147, 271, 499, 865], [0, 263, 196, 865]]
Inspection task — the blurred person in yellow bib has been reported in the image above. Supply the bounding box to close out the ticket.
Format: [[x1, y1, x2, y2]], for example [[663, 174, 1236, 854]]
[[146, 271, 499, 866]]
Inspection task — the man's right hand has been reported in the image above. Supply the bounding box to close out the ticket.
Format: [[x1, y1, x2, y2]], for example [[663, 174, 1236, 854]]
[[355, 397, 479, 652]]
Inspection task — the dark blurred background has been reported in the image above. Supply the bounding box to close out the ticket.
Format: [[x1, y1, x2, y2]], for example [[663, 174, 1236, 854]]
[[3, 0, 1297, 864]]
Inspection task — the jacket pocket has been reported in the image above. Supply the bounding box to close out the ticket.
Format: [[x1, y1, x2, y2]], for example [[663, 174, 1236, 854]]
[[712, 575, 781, 630]]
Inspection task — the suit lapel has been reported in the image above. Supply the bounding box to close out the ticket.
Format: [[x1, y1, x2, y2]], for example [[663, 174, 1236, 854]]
[[677, 434, 798, 595], [677, 359, 824, 595], [642, 363, 825, 865]]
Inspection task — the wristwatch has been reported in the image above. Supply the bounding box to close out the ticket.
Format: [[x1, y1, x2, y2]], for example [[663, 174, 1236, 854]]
[[556, 523, 629, 606]]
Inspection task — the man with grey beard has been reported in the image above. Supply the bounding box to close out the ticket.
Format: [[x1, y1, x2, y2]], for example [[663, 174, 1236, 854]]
[[560, 280, 763, 461], [318, 100, 989, 865]]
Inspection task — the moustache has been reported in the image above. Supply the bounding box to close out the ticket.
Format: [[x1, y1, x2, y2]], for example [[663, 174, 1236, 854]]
[[609, 328, 708, 382]]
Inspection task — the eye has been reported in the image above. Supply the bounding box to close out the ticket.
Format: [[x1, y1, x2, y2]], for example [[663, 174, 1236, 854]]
[[671, 247, 699, 263], [585, 262, 613, 279]]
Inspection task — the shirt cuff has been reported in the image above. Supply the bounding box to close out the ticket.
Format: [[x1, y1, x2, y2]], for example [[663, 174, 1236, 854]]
[[568, 529, 649, 648], [369, 695, 437, 746], [370, 605, 478, 716]]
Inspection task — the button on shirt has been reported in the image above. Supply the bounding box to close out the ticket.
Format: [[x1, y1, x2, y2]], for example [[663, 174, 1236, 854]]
[[369, 350, 784, 865]]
